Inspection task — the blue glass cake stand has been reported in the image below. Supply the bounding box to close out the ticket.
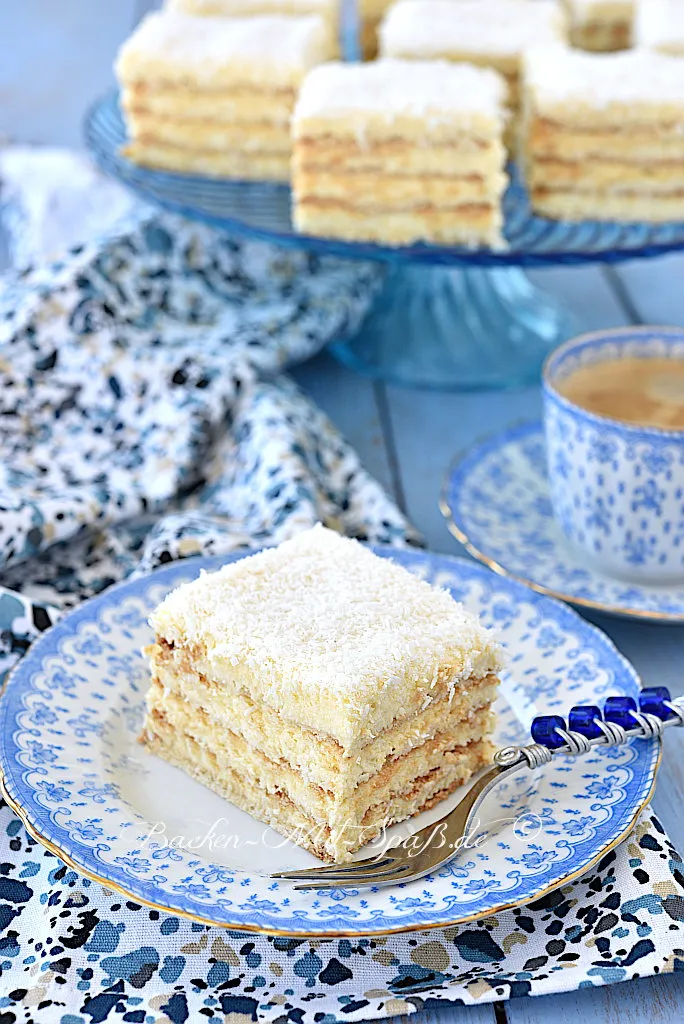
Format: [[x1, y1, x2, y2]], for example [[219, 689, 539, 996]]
[[85, 92, 684, 391]]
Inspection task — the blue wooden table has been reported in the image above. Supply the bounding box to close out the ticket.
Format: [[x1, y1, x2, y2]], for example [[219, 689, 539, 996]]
[[1, 2, 683, 1019]]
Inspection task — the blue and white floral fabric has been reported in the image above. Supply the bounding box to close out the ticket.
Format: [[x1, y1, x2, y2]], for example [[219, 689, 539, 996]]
[[0, 187, 681, 1022]]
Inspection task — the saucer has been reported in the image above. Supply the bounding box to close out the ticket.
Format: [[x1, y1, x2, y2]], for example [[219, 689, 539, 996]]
[[441, 422, 684, 623]]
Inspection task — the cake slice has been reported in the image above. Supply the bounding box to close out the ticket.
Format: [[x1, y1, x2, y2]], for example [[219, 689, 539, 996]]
[[379, 0, 566, 133], [562, 0, 634, 51], [291, 59, 509, 248], [115, 9, 333, 180], [522, 45, 684, 222], [142, 526, 502, 862]]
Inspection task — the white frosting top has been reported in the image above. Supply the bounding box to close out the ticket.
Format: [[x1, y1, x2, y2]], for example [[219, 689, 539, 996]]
[[381, 0, 565, 60], [116, 10, 330, 85], [525, 44, 684, 110], [293, 59, 507, 125], [151, 525, 501, 739], [635, 0, 684, 49]]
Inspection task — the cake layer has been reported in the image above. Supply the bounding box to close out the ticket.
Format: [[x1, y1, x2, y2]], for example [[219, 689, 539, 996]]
[[526, 119, 684, 161], [292, 60, 508, 144], [293, 201, 504, 247], [523, 46, 684, 128], [142, 716, 492, 860], [126, 112, 291, 153], [294, 137, 506, 176], [148, 643, 499, 793], [144, 682, 495, 826], [151, 527, 502, 751], [527, 158, 684, 194], [293, 170, 507, 207], [531, 188, 684, 222], [123, 85, 295, 124], [380, 0, 565, 74], [116, 10, 332, 90], [123, 140, 290, 179]]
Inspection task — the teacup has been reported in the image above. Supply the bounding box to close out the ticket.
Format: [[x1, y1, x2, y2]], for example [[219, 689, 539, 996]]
[[542, 326, 684, 584]]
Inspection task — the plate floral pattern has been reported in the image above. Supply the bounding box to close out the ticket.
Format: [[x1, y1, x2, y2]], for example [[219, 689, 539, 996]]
[[0, 548, 659, 935], [443, 422, 684, 622]]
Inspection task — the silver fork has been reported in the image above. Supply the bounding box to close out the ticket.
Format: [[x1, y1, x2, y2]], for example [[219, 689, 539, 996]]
[[272, 690, 684, 890]]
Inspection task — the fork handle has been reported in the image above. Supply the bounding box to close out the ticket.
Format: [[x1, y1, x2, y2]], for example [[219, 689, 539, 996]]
[[432, 689, 684, 859], [515, 687, 684, 769]]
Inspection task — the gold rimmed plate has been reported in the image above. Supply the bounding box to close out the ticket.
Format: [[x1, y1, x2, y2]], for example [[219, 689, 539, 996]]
[[0, 546, 659, 934]]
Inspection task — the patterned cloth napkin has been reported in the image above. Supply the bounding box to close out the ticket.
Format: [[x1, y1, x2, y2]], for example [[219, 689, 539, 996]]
[[0, 153, 682, 1023]]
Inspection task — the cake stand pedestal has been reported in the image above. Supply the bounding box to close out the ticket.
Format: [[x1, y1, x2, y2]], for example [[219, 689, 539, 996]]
[[331, 264, 575, 390]]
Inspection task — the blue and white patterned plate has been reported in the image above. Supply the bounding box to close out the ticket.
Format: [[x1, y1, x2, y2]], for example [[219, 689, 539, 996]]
[[0, 548, 659, 936], [442, 422, 684, 623]]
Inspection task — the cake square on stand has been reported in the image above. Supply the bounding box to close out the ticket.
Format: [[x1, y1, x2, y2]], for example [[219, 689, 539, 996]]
[[379, 0, 566, 129], [143, 526, 502, 862], [291, 59, 509, 248], [116, 9, 333, 180], [522, 45, 684, 221]]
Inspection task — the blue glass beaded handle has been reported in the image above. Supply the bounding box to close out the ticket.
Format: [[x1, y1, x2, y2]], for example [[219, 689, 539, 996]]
[[275, 687, 682, 889], [497, 687, 684, 772]]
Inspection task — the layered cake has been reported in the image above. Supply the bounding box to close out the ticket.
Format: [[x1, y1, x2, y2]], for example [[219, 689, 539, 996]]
[[379, 0, 566, 131], [115, 9, 332, 180], [562, 0, 634, 51], [291, 60, 509, 248], [165, 0, 339, 54], [522, 46, 684, 222], [635, 0, 684, 56], [142, 526, 502, 862]]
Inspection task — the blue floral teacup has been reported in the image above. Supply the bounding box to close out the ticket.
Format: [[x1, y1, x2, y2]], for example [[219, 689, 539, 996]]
[[543, 326, 684, 584]]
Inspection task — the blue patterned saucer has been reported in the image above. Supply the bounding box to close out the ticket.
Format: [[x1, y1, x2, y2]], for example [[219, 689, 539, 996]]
[[442, 422, 684, 623], [0, 548, 659, 935]]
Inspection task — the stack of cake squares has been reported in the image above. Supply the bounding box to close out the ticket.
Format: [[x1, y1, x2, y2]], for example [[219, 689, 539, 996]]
[[116, 8, 333, 181], [635, 0, 684, 56], [291, 59, 509, 248], [522, 45, 684, 222], [379, 0, 566, 134], [562, 0, 634, 51]]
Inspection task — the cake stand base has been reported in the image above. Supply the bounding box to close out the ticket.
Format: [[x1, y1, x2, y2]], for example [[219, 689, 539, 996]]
[[330, 264, 578, 390]]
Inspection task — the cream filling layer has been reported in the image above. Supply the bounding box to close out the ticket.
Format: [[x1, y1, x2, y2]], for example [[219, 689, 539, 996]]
[[123, 142, 290, 180], [528, 157, 684, 192], [531, 188, 684, 222], [293, 202, 504, 247], [294, 138, 507, 176], [123, 85, 295, 124], [293, 170, 507, 207], [126, 111, 292, 152]]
